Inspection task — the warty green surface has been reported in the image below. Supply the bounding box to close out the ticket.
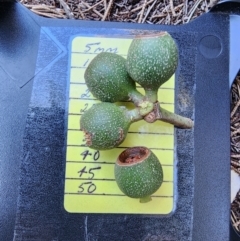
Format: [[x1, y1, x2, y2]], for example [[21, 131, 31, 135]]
[[80, 103, 131, 150], [126, 33, 178, 90], [84, 52, 136, 102], [114, 151, 163, 198]]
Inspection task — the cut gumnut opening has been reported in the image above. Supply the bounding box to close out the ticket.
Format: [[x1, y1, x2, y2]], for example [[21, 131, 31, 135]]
[[117, 146, 150, 165]]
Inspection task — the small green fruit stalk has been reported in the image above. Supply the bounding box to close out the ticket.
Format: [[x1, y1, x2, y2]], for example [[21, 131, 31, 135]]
[[144, 102, 194, 129], [84, 52, 152, 109], [114, 146, 163, 203], [126, 32, 178, 103], [80, 103, 147, 150]]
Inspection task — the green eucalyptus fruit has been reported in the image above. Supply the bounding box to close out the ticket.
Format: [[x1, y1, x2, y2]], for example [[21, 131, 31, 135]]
[[114, 146, 163, 202], [80, 103, 136, 150], [126, 32, 178, 92], [84, 52, 143, 103]]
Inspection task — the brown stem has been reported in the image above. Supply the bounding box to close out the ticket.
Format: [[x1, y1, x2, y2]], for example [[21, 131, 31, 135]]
[[144, 102, 194, 129]]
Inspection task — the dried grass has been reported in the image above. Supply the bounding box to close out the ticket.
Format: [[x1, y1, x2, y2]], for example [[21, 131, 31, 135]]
[[231, 75, 240, 233], [20, 0, 216, 25]]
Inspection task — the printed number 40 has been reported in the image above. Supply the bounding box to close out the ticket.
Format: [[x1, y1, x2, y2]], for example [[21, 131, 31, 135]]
[[81, 150, 100, 161]]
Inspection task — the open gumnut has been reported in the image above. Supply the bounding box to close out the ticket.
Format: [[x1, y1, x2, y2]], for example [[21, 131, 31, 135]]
[[114, 146, 163, 203]]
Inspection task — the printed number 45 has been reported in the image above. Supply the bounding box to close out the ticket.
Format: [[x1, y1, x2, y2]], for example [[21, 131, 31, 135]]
[[78, 166, 101, 179]]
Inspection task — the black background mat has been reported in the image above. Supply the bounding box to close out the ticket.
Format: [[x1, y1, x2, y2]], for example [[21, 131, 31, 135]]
[[0, 2, 233, 240]]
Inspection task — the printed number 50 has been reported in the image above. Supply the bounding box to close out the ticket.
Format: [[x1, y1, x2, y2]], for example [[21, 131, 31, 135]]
[[78, 181, 96, 194]]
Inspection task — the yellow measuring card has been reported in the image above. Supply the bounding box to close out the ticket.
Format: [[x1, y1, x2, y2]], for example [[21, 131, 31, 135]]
[[64, 36, 175, 214]]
